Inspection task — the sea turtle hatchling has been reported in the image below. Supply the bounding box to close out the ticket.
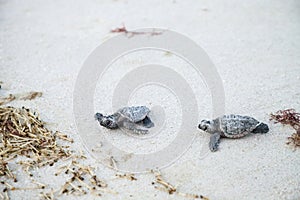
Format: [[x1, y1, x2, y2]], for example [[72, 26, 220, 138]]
[[95, 106, 154, 134], [198, 114, 269, 152]]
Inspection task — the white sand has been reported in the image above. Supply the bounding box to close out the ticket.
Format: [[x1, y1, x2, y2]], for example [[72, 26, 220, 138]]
[[0, 0, 300, 199]]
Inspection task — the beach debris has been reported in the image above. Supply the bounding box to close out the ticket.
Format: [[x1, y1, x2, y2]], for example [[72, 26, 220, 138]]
[[95, 106, 154, 134], [0, 160, 16, 182], [19, 92, 43, 100], [0, 106, 72, 198], [270, 109, 300, 129], [55, 159, 115, 197], [109, 156, 118, 170], [287, 130, 300, 148], [198, 115, 269, 152], [0, 105, 71, 199], [40, 190, 55, 200], [164, 51, 173, 57], [0, 106, 71, 168], [0, 94, 16, 106], [151, 170, 209, 199], [151, 170, 176, 194], [0, 91, 42, 105], [270, 109, 300, 148], [0, 177, 45, 200], [0, 184, 9, 200], [115, 173, 137, 181], [0, 105, 117, 199], [111, 24, 162, 37], [111, 24, 127, 33]]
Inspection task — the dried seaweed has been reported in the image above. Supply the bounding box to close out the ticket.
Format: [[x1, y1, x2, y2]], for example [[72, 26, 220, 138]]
[[0, 95, 16, 106], [115, 173, 137, 181], [0, 105, 70, 199], [151, 170, 209, 200], [270, 109, 300, 129], [54, 159, 116, 197], [0, 91, 42, 106], [287, 131, 300, 148], [0, 160, 16, 182], [109, 156, 118, 170], [0, 106, 72, 168], [0, 105, 117, 199], [40, 190, 54, 200], [19, 92, 42, 100], [270, 109, 300, 148], [111, 24, 162, 37]]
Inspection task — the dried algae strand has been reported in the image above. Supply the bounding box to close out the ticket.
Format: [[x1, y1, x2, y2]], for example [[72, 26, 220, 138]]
[[0, 159, 16, 182], [151, 170, 209, 200], [151, 170, 176, 194], [0, 179, 44, 200], [19, 92, 42, 101], [0, 92, 42, 106], [115, 173, 137, 181], [270, 109, 300, 148], [0, 95, 16, 106], [0, 185, 9, 200], [0, 160, 14, 180], [40, 190, 54, 200]]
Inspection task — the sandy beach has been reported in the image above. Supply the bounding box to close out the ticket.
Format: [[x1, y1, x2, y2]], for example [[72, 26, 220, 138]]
[[0, 0, 300, 199]]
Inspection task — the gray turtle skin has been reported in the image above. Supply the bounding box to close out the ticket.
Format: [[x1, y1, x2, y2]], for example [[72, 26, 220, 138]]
[[95, 106, 154, 134], [198, 114, 269, 152]]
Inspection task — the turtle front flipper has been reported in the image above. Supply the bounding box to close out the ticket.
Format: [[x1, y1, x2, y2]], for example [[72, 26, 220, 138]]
[[95, 113, 104, 121], [140, 116, 154, 128], [209, 132, 221, 152], [122, 121, 149, 135]]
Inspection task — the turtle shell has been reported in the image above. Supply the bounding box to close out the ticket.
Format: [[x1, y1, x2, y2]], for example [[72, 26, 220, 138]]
[[118, 106, 150, 123], [219, 115, 259, 138]]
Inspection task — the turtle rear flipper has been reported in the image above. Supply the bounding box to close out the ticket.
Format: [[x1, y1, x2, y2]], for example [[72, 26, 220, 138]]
[[209, 132, 221, 152], [122, 121, 149, 135]]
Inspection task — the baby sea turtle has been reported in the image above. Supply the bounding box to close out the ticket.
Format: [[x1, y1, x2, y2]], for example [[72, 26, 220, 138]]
[[95, 106, 154, 134], [198, 114, 269, 152]]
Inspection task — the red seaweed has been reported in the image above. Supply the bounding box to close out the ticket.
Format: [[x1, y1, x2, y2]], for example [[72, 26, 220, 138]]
[[110, 24, 162, 37], [270, 109, 300, 148]]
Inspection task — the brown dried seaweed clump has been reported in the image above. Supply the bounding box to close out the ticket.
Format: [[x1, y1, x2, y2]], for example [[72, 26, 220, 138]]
[[270, 109, 300, 148], [0, 106, 72, 169]]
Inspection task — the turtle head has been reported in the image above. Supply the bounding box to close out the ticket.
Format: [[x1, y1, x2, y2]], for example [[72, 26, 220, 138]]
[[95, 113, 118, 129], [198, 120, 214, 133]]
